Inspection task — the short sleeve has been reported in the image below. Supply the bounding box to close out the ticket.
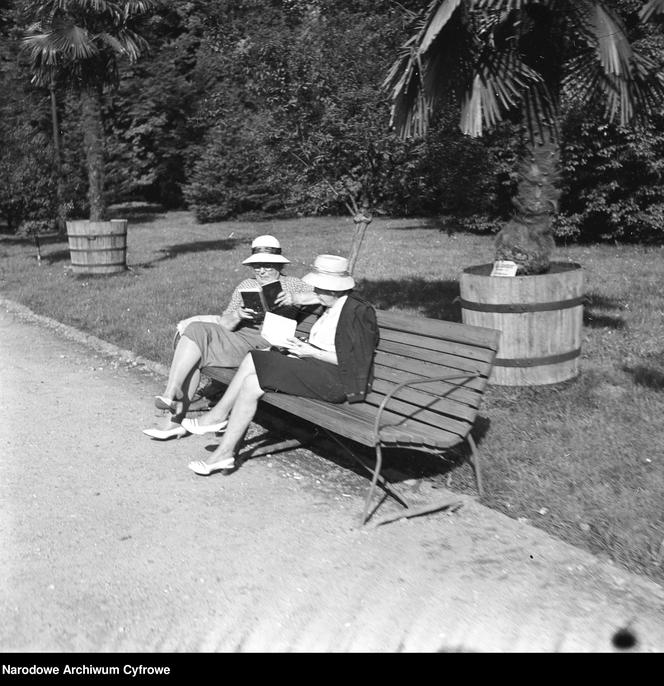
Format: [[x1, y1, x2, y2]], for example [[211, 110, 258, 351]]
[[222, 278, 259, 317]]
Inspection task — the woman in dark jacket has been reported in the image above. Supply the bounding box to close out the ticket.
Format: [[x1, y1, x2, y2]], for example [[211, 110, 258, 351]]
[[183, 254, 379, 476]]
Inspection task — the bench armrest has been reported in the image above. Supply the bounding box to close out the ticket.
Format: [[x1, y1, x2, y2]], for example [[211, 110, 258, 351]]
[[372, 371, 481, 445]]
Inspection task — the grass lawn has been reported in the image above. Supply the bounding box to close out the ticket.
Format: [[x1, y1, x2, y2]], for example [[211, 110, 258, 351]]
[[2, 210, 664, 584]]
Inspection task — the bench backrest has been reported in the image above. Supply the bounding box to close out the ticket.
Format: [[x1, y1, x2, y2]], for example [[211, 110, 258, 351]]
[[293, 308, 500, 450]]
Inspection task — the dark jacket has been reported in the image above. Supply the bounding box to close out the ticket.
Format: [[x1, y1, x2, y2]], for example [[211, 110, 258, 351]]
[[334, 293, 379, 403]]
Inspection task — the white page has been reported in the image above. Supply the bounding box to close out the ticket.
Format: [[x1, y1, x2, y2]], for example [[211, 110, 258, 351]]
[[260, 312, 297, 347]]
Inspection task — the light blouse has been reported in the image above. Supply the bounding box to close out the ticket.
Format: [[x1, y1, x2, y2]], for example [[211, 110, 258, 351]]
[[307, 295, 348, 353]]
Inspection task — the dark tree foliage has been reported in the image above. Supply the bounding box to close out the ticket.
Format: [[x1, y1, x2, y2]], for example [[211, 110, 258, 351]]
[[0, 0, 56, 231], [2, 0, 664, 245], [181, 0, 505, 222]]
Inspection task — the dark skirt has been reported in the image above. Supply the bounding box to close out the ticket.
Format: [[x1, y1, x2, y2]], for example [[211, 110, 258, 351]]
[[250, 350, 346, 403]]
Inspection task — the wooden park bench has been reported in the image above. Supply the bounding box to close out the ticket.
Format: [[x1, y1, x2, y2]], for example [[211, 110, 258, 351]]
[[199, 308, 500, 526]]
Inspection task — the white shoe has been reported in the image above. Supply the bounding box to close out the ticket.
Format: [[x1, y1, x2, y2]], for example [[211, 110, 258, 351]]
[[142, 425, 188, 440], [188, 458, 235, 475], [181, 417, 228, 435]]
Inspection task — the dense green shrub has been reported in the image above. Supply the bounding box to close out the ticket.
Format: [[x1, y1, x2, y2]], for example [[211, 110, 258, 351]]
[[0, 123, 57, 231], [556, 110, 664, 243], [183, 117, 283, 222]]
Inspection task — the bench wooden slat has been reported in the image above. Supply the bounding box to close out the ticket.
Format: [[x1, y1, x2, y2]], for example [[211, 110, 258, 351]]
[[202, 366, 465, 449], [377, 327, 497, 365], [350, 397, 471, 440], [377, 309, 500, 350], [366, 365, 486, 409], [374, 351, 490, 391], [369, 377, 478, 423], [360, 391, 472, 437], [378, 338, 493, 375]]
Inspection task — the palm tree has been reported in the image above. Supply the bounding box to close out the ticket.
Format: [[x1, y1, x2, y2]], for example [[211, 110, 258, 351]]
[[21, 0, 160, 222], [385, 0, 664, 274]]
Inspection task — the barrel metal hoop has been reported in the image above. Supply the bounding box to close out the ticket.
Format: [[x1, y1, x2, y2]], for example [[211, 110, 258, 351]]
[[495, 348, 581, 368], [68, 233, 126, 239], [458, 295, 585, 313], [69, 248, 127, 253]]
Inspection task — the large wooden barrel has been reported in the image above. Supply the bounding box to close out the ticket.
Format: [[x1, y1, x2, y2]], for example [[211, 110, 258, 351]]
[[459, 262, 584, 386], [66, 219, 127, 274]]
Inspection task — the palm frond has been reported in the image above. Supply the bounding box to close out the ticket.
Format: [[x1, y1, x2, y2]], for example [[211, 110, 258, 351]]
[[384, 0, 473, 137], [460, 49, 551, 136], [564, 48, 664, 126], [23, 24, 97, 62], [473, 0, 549, 10], [97, 31, 127, 56], [592, 4, 633, 77], [123, 0, 161, 17], [420, 0, 464, 54], [639, 0, 664, 21]]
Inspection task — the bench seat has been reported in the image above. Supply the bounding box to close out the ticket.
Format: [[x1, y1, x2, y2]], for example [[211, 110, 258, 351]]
[[203, 308, 500, 524]]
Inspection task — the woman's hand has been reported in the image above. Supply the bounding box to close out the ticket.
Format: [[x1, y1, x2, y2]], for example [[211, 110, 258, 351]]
[[238, 306, 259, 321], [284, 337, 318, 357]]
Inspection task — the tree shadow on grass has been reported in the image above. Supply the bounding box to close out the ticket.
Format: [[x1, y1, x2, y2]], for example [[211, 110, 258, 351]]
[[42, 237, 243, 269], [357, 278, 462, 322], [623, 353, 664, 390], [43, 249, 71, 264], [377, 221, 438, 231], [134, 237, 243, 268], [584, 292, 625, 330]]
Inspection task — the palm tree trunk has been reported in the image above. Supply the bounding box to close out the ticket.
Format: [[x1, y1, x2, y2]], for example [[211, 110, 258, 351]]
[[80, 86, 106, 221], [49, 78, 67, 235], [494, 132, 559, 275]]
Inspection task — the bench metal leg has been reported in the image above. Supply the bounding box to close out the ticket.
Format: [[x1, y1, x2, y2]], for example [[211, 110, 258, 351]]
[[320, 430, 410, 524], [466, 433, 484, 499]]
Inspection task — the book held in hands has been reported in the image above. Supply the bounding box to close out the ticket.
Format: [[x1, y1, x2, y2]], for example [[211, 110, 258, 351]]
[[260, 312, 297, 348], [240, 280, 299, 320]]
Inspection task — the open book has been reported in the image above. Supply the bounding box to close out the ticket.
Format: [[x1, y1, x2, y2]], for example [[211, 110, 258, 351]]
[[240, 287, 268, 318], [260, 312, 297, 347], [240, 280, 299, 320]]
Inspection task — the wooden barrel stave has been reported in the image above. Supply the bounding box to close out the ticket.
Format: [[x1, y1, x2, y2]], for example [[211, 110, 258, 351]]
[[66, 220, 127, 274], [459, 262, 584, 386]]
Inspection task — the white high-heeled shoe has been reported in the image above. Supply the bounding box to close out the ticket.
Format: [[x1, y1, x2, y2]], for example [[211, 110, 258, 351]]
[[188, 457, 235, 475], [142, 424, 188, 440], [181, 417, 228, 435]]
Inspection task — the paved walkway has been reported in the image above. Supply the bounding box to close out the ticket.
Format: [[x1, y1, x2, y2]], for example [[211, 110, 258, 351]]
[[1, 298, 663, 653]]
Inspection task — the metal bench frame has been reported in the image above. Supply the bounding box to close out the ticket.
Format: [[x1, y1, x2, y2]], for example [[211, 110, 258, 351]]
[[201, 309, 500, 526]]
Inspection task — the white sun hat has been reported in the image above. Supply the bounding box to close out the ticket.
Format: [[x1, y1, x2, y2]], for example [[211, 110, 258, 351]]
[[303, 254, 355, 291], [242, 235, 290, 264]]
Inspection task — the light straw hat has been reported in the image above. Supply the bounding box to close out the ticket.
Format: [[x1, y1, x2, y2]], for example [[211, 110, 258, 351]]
[[303, 254, 355, 291], [242, 235, 290, 264]]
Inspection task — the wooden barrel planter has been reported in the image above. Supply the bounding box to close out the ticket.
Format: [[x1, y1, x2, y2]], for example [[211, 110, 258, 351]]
[[459, 262, 584, 386], [66, 219, 128, 274]]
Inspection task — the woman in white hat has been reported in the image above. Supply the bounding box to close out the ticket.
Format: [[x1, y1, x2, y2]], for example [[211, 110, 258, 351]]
[[143, 235, 317, 439], [184, 254, 379, 476]]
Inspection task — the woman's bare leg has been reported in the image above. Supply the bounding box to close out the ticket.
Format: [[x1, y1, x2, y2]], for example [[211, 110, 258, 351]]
[[200, 372, 264, 467], [159, 336, 202, 415], [191, 353, 257, 427], [157, 367, 198, 426]]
